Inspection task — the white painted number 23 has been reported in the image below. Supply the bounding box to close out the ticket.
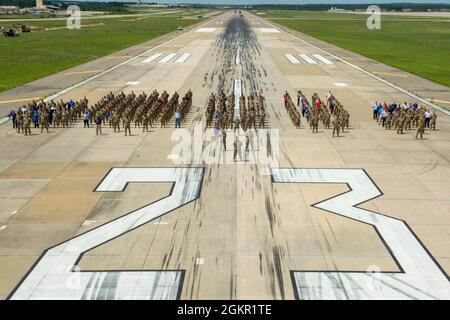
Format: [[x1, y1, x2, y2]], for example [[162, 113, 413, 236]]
[[9, 167, 450, 300]]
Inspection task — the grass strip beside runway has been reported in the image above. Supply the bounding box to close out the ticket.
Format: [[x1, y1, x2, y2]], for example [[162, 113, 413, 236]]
[[0, 16, 201, 93], [265, 11, 450, 87]]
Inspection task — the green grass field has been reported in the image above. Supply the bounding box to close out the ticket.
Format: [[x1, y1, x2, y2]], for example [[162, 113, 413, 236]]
[[263, 10, 450, 87], [0, 15, 202, 93]]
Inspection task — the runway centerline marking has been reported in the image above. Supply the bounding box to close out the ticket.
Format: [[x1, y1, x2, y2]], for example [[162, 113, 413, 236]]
[[259, 28, 280, 33], [234, 79, 242, 119], [195, 27, 216, 32], [126, 81, 140, 85]]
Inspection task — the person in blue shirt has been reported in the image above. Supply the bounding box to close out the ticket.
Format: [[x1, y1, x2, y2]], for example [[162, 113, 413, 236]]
[[8, 110, 17, 129], [32, 110, 39, 128], [376, 103, 383, 122]]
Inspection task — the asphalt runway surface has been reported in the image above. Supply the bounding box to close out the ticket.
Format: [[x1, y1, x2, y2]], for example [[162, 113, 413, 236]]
[[0, 12, 449, 300]]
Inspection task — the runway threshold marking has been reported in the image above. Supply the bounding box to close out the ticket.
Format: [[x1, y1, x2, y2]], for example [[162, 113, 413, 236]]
[[174, 52, 191, 63], [284, 54, 300, 64], [313, 54, 334, 64], [142, 53, 164, 63], [259, 17, 450, 116], [159, 53, 177, 63], [299, 54, 317, 64]]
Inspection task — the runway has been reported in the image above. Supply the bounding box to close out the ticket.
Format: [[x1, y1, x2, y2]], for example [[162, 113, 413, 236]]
[[0, 12, 449, 300]]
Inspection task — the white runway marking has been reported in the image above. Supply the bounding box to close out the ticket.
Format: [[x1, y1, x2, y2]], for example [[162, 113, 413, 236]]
[[153, 221, 169, 225], [284, 54, 300, 64], [159, 53, 177, 64], [142, 53, 163, 64], [0, 117, 9, 125], [258, 18, 450, 116], [313, 54, 334, 64], [126, 81, 140, 86], [272, 168, 450, 300], [259, 28, 279, 33], [82, 220, 96, 226], [195, 258, 204, 265], [234, 79, 242, 119], [235, 48, 240, 65], [0, 225, 6, 231], [195, 27, 216, 32], [298, 54, 317, 64], [10, 167, 204, 300], [334, 82, 348, 87], [167, 154, 180, 160], [0, 15, 224, 121], [174, 52, 191, 64]]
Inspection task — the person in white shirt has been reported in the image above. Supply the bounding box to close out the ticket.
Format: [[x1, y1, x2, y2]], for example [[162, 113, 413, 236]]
[[424, 109, 432, 128], [372, 102, 378, 120], [174, 111, 181, 128]]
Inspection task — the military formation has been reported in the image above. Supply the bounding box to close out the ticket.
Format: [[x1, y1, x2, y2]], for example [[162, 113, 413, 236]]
[[283, 90, 350, 137], [372, 101, 437, 139], [205, 90, 266, 131], [7, 89, 193, 136], [7, 98, 89, 136]]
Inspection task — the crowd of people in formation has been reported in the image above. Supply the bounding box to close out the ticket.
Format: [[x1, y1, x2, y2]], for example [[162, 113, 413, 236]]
[[7, 89, 193, 136], [204, 90, 267, 131], [283, 90, 350, 137], [7, 98, 89, 135], [204, 90, 267, 161], [371, 101, 437, 139]]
